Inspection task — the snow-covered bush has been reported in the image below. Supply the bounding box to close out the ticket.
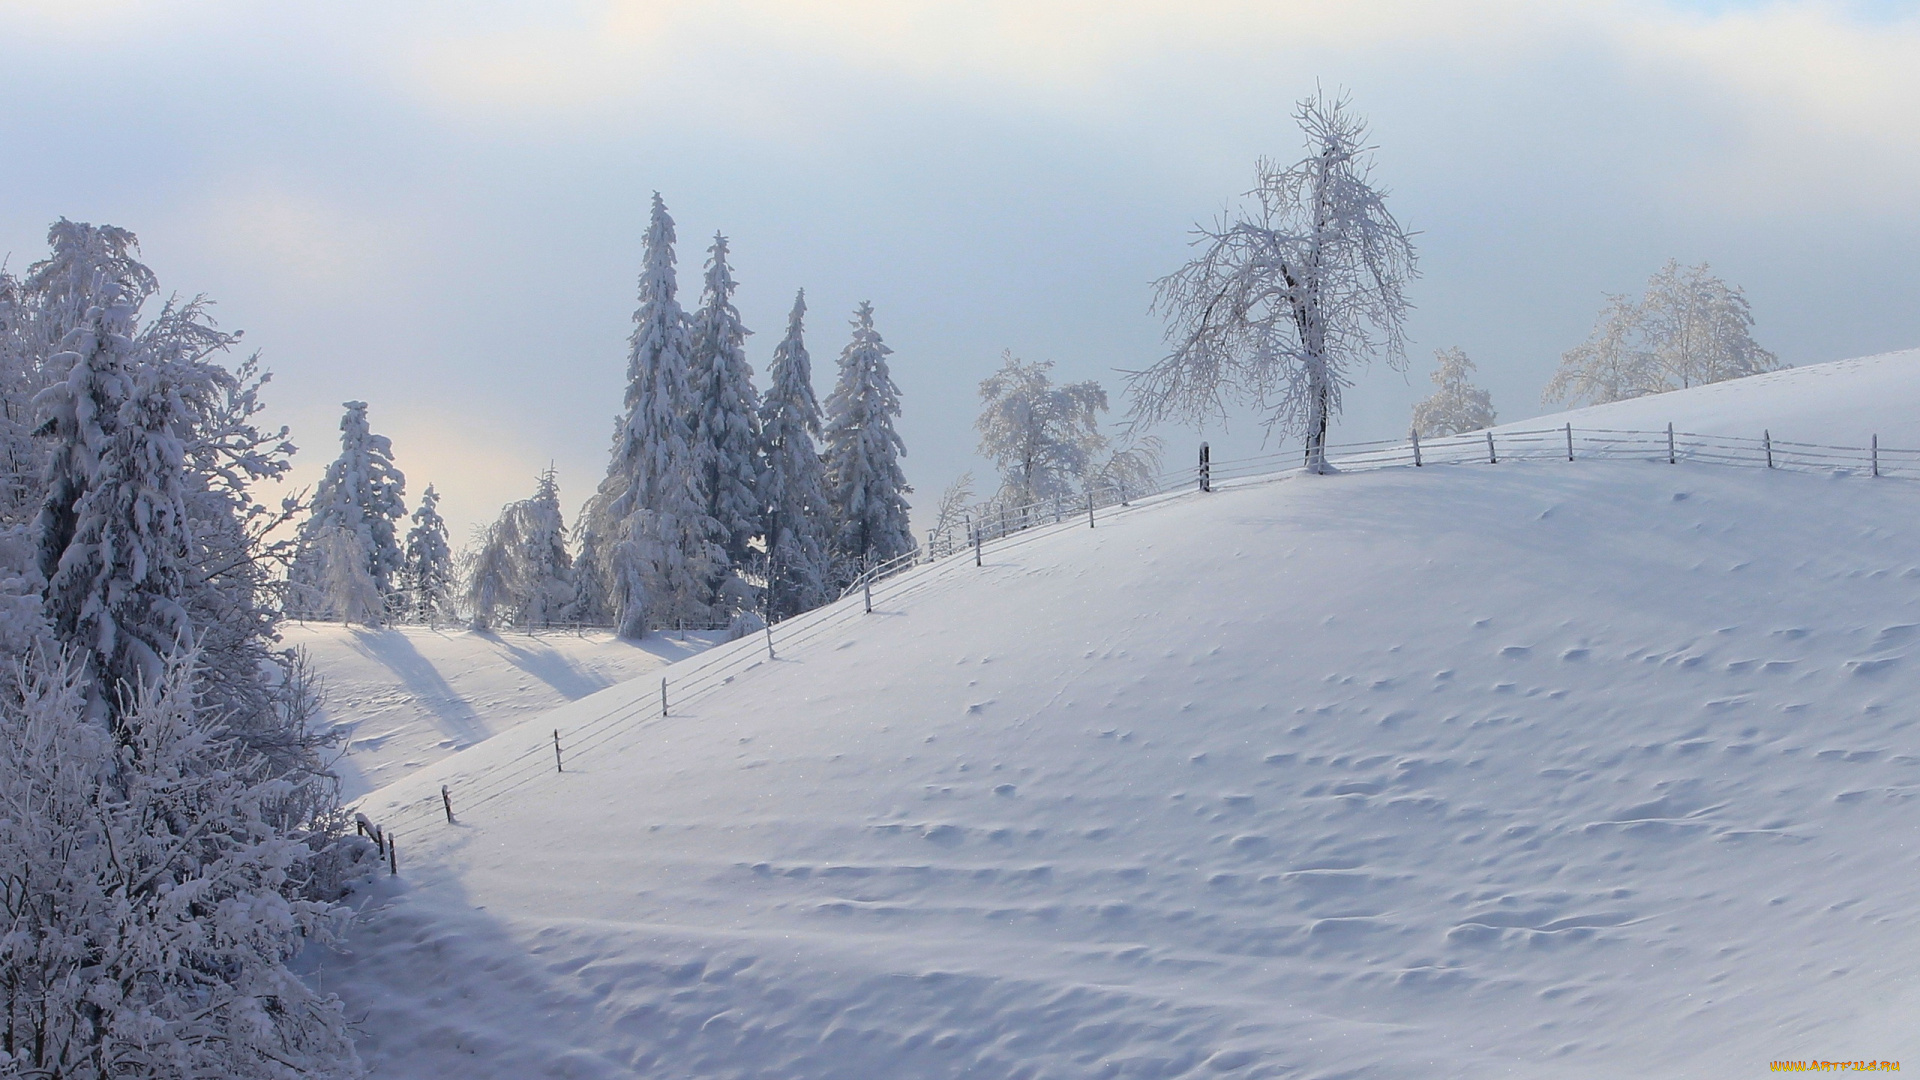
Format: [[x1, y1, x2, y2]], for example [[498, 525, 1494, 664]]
[[1411, 347, 1497, 437], [0, 649, 363, 1079]]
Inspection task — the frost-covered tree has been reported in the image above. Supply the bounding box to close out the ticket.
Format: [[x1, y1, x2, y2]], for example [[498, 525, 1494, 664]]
[[1411, 347, 1496, 437], [1543, 261, 1781, 407], [465, 468, 575, 630], [576, 194, 725, 636], [1131, 91, 1417, 473], [976, 352, 1109, 506], [688, 233, 761, 566], [32, 281, 197, 724], [402, 483, 454, 623], [0, 649, 364, 1080], [17, 220, 324, 781], [823, 301, 913, 568], [288, 401, 406, 623], [758, 289, 834, 620]]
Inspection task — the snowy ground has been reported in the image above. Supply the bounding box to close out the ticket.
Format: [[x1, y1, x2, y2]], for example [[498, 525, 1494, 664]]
[[282, 623, 717, 799], [328, 354, 1920, 1078]]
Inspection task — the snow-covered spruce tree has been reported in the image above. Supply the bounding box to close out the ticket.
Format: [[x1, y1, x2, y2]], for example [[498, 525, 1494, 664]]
[[1131, 91, 1417, 473], [976, 351, 1109, 508], [576, 194, 725, 637], [465, 468, 576, 631], [3, 223, 161, 528], [288, 401, 406, 623], [823, 301, 914, 571], [402, 483, 454, 623], [688, 233, 762, 568], [1411, 347, 1496, 437], [757, 289, 835, 620], [32, 281, 195, 725], [18, 220, 327, 785], [0, 649, 363, 1080], [1543, 262, 1780, 407]]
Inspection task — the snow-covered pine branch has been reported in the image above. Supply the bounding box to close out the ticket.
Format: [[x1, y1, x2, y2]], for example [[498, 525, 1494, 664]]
[[758, 289, 835, 621], [1543, 261, 1781, 407], [823, 301, 913, 574], [1411, 347, 1496, 437], [1130, 91, 1417, 473]]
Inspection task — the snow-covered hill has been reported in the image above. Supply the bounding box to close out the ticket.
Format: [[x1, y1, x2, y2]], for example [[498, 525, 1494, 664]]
[[284, 623, 715, 799], [329, 353, 1920, 1079]]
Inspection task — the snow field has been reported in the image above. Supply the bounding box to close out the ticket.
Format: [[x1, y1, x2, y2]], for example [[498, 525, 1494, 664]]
[[283, 623, 715, 799], [329, 362, 1920, 1078]]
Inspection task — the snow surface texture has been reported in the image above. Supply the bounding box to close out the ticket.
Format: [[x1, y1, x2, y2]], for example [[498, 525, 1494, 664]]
[[333, 354, 1920, 1078], [285, 623, 715, 799]]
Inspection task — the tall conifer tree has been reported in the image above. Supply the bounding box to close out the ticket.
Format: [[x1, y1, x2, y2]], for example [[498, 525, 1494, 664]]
[[576, 193, 724, 636], [688, 233, 762, 567], [288, 401, 407, 622], [823, 301, 913, 568], [758, 289, 834, 618]]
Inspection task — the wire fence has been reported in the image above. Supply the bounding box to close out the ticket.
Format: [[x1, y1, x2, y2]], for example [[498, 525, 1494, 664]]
[[358, 420, 1919, 839]]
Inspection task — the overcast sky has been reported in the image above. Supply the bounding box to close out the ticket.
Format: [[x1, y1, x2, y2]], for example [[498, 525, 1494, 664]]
[[4, 0, 1918, 543]]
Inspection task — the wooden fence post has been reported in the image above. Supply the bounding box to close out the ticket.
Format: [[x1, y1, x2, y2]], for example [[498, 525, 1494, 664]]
[[1872, 434, 1880, 477], [1566, 423, 1574, 461], [1410, 428, 1422, 467], [661, 677, 668, 717], [1667, 423, 1675, 465], [1199, 442, 1212, 491], [388, 835, 397, 876], [1486, 429, 1497, 464], [1764, 429, 1774, 469], [864, 579, 872, 614], [973, 525, 982, 567], [765, 621, 776, 659], [553, 730, 564, 773], [1087, 491, 1095, 528], [442, 785, 454, 824]]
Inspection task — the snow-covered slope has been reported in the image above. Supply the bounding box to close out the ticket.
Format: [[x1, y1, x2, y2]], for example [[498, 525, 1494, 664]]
[[328, 355, 1920, 1079], [1508, 347, 1920, 447], [284, 623, 715, 798]]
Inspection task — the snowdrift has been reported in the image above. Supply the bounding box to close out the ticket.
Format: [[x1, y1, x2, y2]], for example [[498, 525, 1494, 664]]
[[332, 353, 1920, 1079]]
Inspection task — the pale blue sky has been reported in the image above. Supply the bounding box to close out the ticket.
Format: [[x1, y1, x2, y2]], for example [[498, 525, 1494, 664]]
[[3, 1, 1918, 543]]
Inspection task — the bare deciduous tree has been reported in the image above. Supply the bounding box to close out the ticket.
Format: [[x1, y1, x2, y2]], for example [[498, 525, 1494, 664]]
[[1130, 91, 1417, 473]]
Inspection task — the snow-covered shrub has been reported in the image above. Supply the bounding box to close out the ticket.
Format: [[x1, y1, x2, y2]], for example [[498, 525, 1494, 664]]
[[0, 649, 362, 1079]]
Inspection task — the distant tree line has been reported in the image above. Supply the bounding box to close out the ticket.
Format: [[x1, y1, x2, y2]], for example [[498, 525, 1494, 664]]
[[288, 194, 914, 636]]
